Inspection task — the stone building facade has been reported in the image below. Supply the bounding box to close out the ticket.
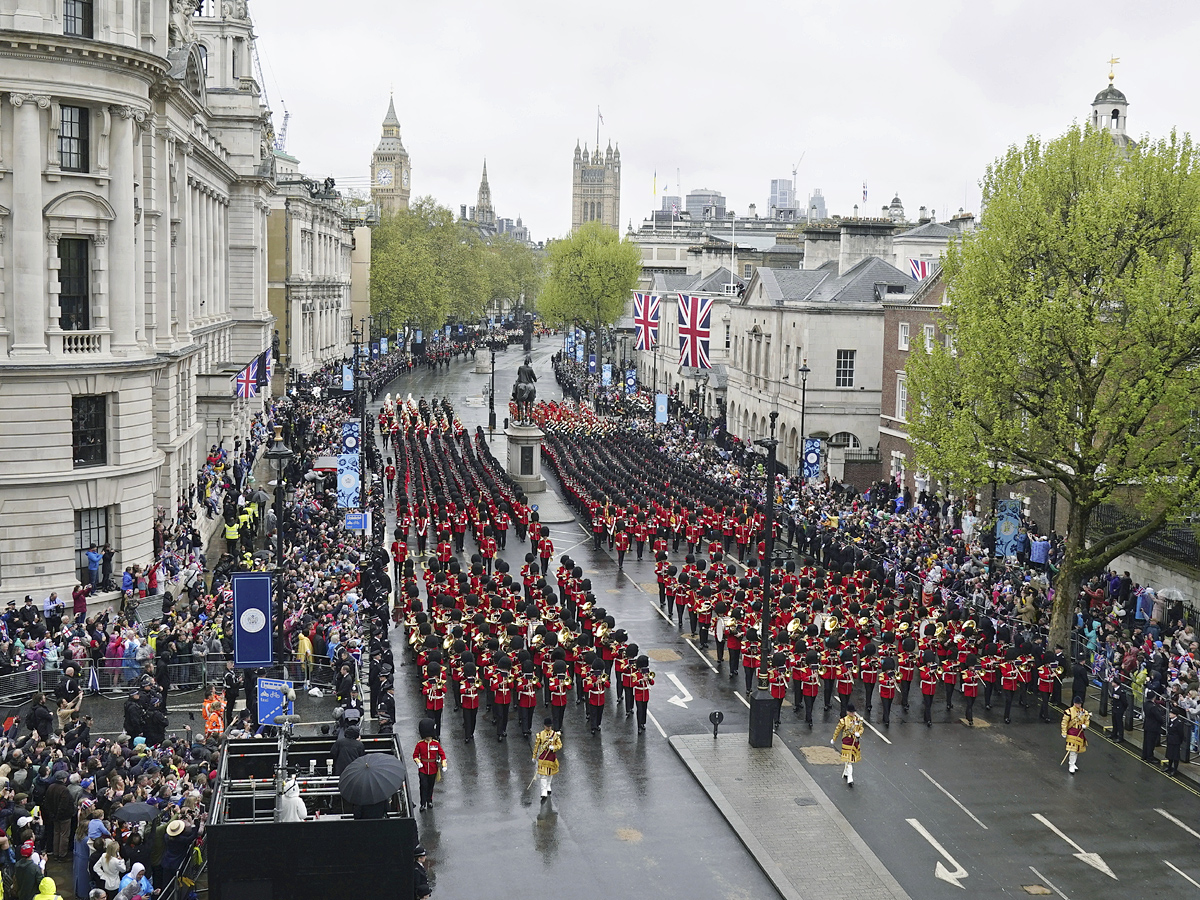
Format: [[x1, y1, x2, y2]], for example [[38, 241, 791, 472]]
[[267, 154, 353, 391], [0, 0, 274, 600], [571, 141, 620, 231]]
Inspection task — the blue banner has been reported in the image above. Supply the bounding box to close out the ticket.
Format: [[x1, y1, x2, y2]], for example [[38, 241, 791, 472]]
[[231, 572, 274, 667], [802, 438, 822, 481], [337, 421, 361, 508], [575, 343, 584, 363], [995, 499, 1022, 557], [415, 329, 423, 344], [601, 363, 612, 386], [655, 393, 668, 424], [588, 353, 597, 375], [566, 334, 575, 354], [625, 368, 636, 395], [445, 325, 451, 337], [371, 342, 379, 359], [342, 364, 353, 392], [381, 337, 389, 355]]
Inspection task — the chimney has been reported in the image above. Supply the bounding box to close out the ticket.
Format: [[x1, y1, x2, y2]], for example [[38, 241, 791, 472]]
[[460, 204, 467, 220], [838, 221, 895, 276], [918, 206, 928, 223], [748, 203, 757, 218]]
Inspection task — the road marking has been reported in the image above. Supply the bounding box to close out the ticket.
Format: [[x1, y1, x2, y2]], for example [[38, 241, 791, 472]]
[[1164, 860, 1200, 890], [1156, 808, 1200, 841], [647, 710, 668, 739], [682, 637, 719, 672], [919, 768, 987, 829], [666, 672, 694, 708], [732, 691, 751, 709], [906, 818, 969, 889], [1032, 813, 1117, 879], [863, 718, 892, 746], [1028, 866, 1071, 900]]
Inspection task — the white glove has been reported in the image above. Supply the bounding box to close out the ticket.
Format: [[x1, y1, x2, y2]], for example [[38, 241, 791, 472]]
[[830, 739, 834, 745], [441, 761, 448, 770]]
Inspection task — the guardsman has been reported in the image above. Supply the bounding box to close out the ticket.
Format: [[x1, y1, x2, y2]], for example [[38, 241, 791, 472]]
[[516, 660, 540, 739], [532, 718, 563, 804], [918, 651, 939, 727], [585, 659, 608, 735], [1061, 697, 1090, 773], [1036, 650, 1058, 722], [960, 653, 980, 726], [632, 655, 654, 734], [859, 644, 879, 717], [459, 663, 481, 743], [878, 657, 897, 726], [423, 662, 447, 738], [999, 647, 1020, 724], [548, 660, 571, 732], [898, 636, 917, 713], [614, 525, 630, 568], [491, 658, 513, 741], [768, 651, 790, 729], [413, 717, 447, 811], [831, 702, 865, 787], [741, 627, 761, 696]]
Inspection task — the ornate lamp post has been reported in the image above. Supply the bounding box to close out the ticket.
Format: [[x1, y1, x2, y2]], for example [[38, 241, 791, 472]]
[[798, 360, 811, 485], [489, 347, 497, 431], [748, 411, 780, 748]]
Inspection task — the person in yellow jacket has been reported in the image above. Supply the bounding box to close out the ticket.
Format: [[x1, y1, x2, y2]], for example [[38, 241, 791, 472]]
[[1061, 696, 1090, 774], [224, 519, 240, 555], [33, 875, 63, 900], [831, 702, 865, 787], [297, 632, 314, 688]]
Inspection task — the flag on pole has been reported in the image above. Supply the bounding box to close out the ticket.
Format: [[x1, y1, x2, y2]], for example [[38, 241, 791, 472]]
[[863, 181, 868, 203], [677, 294, 713, 369], [597, 106, 604, 125], [909, 258, 938, 281], [653, 170, 657, 196], [633, 292, 660, 351], [235, 363, 258, 399], [255, 351, 269, 388]]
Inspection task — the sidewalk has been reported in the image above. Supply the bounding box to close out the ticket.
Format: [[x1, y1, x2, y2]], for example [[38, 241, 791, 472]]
[[671, 733, 910, 900]]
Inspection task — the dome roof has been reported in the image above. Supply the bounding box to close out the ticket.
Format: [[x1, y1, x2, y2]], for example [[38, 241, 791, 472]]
[[1093, 83, 1127, 105]]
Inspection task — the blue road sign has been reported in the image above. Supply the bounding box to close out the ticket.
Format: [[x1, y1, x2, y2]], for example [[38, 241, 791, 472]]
[[344, 512, 367, 531], [257, 677, 294, 725]]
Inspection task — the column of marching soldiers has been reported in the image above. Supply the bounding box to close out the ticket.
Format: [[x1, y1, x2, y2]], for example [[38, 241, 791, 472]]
[[388, 395, 1065, 757]]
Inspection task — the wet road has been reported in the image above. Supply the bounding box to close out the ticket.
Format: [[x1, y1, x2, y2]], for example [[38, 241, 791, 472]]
[[380, 344, 1200, 900]]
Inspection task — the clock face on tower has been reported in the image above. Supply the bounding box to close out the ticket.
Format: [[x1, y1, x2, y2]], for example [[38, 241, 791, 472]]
[[376, 167, 393, 186], [402, 167, 410, 188]]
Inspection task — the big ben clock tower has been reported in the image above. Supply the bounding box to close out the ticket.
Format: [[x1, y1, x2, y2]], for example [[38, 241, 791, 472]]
[[371, 94, 411, 216]]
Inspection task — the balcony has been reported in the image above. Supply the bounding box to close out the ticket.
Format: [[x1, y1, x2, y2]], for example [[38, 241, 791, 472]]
[[55, 330, 110, 356]]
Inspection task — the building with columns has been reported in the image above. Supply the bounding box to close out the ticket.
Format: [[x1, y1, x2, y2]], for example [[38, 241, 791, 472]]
[[0, 0, 275, 600], [267, 151, 353, 391]]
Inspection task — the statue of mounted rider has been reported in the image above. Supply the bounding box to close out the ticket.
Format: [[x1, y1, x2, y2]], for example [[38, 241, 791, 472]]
[[512, 355, 537, 423]]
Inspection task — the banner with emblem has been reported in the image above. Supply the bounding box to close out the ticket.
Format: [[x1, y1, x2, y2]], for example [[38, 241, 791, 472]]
[[655, 393, 669, 424], [337, 421, 361, 509], [381, 337, 389, 355], [802, 438, 822, 481], [601, 363, 612, 386], [342, 365, 354, 392], [995, 499, 1022, 558], [625, 367, 636, 395]]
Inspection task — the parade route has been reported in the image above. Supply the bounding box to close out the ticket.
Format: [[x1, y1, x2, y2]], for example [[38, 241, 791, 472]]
[[379, 346, 1200, 900]]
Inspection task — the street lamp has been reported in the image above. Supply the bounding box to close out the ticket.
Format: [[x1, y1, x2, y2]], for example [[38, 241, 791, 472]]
[[749, 410, 780, 748], [264, 423, 293, 669], [797, 360, 811, 486], [488, 347, 497, 431]]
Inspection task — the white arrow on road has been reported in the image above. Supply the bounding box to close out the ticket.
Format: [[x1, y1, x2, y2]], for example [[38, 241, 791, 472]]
[[1156, 808, 1200, 841], [666, 672, 693, 708], [906, 818, 969, 889], [1032, 813, 1117, 879]]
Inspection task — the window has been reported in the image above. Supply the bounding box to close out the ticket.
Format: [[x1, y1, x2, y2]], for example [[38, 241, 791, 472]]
[[896, 374, 908, 420], [724, 322, 730, 350], [58, 238, 90, 330], [72, 394, 106, 467], [63, 0, 93, 37], [74, 507, 108, 584], [743, 263, 753, 279], [59, 105, 89, 172], [830, 431, 861, 449], [835, 349, 855, 388], [198, 44, 208, 76], [923, 324, 936, 352], [898, 322, 910, 350]]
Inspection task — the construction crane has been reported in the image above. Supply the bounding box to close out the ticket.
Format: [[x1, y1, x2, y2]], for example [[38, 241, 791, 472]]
[[274, 100, 290, 153]]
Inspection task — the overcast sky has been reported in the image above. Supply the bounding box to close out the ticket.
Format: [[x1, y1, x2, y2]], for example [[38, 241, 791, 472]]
[[251, 0, 1200, 242]]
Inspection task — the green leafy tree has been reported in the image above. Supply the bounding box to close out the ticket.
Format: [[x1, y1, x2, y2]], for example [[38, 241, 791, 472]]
[[539, 222, 641, 351], [369, 197, 490, 329], [907, 125, 1200, 648]]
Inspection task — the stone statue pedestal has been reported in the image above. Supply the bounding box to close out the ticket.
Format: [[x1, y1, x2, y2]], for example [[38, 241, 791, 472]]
[[474, 359, 489, 374], [505, 421, 547, 494]]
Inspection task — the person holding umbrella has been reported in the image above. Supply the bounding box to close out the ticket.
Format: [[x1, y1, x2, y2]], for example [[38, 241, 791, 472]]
[[412, 718, 446, 811]]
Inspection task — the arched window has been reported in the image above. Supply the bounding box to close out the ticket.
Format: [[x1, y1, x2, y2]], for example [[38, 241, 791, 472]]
[[198, 44, 208, 76], [830, 431, 861, 449], [1111, 109, 1120, 129]]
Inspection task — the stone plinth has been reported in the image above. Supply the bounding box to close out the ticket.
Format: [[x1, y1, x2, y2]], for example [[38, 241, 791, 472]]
[[505, 421, 547, 493]]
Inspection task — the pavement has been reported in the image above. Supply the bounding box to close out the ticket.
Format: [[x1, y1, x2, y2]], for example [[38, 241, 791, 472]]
[[369, 344, 1200, 900]]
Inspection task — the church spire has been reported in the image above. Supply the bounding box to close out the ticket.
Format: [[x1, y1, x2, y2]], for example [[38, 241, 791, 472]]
[[383, 93, 400, 128]]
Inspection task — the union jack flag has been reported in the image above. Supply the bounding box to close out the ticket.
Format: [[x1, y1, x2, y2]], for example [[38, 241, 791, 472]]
[[909, 258, 938, 281], [235, 361, 258, 399], [633, 292, 660, 351], [677, 293, 713, 369]]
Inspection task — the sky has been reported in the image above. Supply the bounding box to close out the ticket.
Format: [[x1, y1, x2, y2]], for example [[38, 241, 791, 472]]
[[251, 0, 1200, 242]]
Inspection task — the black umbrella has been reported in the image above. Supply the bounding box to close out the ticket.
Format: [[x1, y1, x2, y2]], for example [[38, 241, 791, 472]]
[[114, 802, 158, 823], [338, 754, 408, 806]]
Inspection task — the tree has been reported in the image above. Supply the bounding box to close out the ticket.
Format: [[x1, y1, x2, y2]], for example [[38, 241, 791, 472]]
[[539, 222, 641, 352], [370, 197, 489, 329], [483, 236, 544, 318], [907, 125, 1200, 649]]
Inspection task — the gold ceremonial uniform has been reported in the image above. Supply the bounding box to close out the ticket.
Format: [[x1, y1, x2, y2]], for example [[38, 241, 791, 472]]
[[533, 728, 563, 777], [1061, 706, 1089, 754], [832, 713, 864, 763]]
